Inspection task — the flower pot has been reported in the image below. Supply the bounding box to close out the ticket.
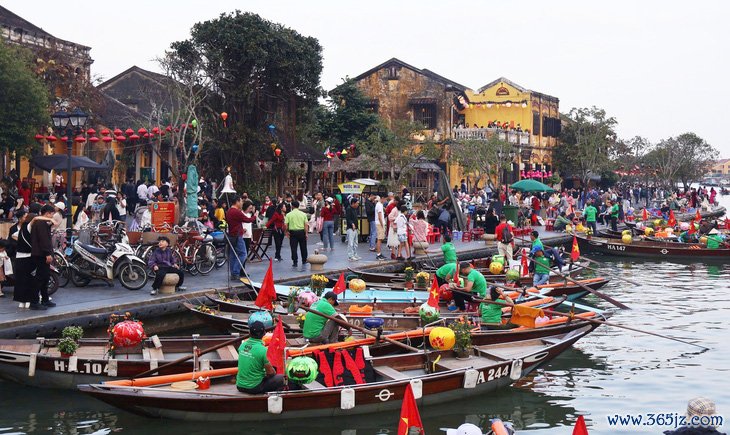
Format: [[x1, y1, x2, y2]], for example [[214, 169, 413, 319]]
[[404, 281, 414, 289], [60, 352, 73, 358]]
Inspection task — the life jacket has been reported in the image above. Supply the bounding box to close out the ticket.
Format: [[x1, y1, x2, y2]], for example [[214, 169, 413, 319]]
[[313, 350, 335, 387], [341, 348, 365, 385]]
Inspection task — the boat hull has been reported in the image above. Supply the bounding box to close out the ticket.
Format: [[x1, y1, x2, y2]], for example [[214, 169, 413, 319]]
[[577, 235, 730, 259]]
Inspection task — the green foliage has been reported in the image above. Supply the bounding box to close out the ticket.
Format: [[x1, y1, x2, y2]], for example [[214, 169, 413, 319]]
[[57, 337, 79, 355], [323, 79, 379, 149], [642, 132, 718, 188], [450, 135, 514, 188], [449, 317, 473, 355], [61, 326, 84, 342], [0, 42, 49, 157]]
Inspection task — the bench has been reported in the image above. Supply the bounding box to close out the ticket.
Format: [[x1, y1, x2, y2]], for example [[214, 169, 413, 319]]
[[373, 366, 408, 380]]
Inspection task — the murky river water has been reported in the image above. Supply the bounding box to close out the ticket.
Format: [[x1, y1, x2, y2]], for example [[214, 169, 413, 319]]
[[2, 198, 729, 434]]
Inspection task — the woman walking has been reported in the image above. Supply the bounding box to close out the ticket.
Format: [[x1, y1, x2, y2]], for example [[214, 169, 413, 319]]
[[320, 197, 335, 251], [266, 203, 286, 262]]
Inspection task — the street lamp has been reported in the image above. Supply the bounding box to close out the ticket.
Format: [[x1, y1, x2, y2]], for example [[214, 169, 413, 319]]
[[51, 108, 88, 230]]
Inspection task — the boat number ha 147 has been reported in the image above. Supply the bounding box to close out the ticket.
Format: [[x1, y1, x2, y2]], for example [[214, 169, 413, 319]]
[[54, 360, 109, 374], [607, 244, 626, 251]]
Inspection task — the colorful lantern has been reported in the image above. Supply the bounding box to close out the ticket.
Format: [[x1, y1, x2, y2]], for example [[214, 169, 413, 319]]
[[102, 136, 112, 143], [297, 290, 319, 307], [113, 128, 123, 136], [89, 136, 99, 143], [115, 135, 126, 142], [60, 136, 68, 142], [74, 136, 86, 143], [86, 128, 96, 135], [34, 134, 45, 142], [221, 112, 228, 127], [505, 269, 521, 282], [192, 143, 199, 153], [138, 127, 147, 135], [100, 128, 110, 135], [46, 135, 57, 142], [438, 284, 453, 301], [428, 326, 456, 350], [125, 128, 134, 136], [341, 149, 348, 155], [286, 356, 319, 384], [151, 127, 160, 134], [489, 261, 504, 275], [520, 170, 526, 178], [348, 278, 366, 293], [248, 311, 274, 329], [129, 134, 140, 141], [622, 234, 633, 244], [112, 320, 146, 348], [191, 119, 198, 129], [418, 302, 440, 323], [274, 148, 282, 157]]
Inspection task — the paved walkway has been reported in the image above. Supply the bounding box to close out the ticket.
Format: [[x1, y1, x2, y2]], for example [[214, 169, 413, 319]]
[[0, 228, 571, 331]]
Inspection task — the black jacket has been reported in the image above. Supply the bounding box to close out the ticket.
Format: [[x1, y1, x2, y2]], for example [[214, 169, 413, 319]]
[[30, 218, 53, 257], [345, 206, 359, 229]]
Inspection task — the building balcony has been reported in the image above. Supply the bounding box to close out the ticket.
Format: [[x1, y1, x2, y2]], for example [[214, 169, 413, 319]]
[[452, 127, 530, 145]]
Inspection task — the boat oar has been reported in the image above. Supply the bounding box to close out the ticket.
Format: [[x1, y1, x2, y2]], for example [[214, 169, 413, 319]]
[[454, 290, 708, 350], [130, 335, 245, 380], [298, 305, 420, 353]]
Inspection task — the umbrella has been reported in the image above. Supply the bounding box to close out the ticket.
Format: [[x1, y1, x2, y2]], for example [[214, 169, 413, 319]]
[[32, 154, 109, 172], [510, 179, 555, 193]]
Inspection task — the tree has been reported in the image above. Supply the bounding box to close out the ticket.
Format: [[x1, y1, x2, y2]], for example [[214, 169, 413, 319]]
[[449, 135, 514, 189], [554, 106, 617, 188], [323, 79, 379, 149], [644, 132, 718, 189], [0, 42, 49, 159]]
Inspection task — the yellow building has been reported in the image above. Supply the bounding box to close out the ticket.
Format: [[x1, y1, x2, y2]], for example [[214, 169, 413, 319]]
[[455, 77, 560, 183], [709, 159, 730, 176]]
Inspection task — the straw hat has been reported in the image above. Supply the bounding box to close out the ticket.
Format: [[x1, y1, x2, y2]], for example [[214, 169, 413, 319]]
[[686, 397, 717, 425]]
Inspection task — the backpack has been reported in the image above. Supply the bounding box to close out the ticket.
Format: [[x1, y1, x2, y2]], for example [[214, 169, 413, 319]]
[[502, 225, 514, 244]]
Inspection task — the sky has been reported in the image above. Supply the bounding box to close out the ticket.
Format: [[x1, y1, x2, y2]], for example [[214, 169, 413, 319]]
[[4, 0, 729, 157]]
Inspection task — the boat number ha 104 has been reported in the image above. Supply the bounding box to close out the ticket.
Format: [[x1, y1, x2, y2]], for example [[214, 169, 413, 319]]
[[478, 364, 510, 384], [607, 244, 626, 251], [54, 360, 109, 374]]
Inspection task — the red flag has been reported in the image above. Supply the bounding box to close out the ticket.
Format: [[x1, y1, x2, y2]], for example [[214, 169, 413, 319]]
[[642, 208, 648, 221], [571, 234, 580, 262], [695, 209, 702, 222], [521, 248, 529, 276], [572, 415, 589, 435], [398, 384, 424, 435], [266, 317, 286, 374], [454, 262, 460, 284], [255, 259, 276, 310], [688, 221, 696, 235], [667, 210, 676, 227], [427, 276, 440, 307], [332, 272, 346, 295]]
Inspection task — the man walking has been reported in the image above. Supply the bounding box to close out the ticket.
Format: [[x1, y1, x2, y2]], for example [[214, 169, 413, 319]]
[[374, 195, 386, 260], [225, 195, 248, 280], [346, 198, 361, 261], [495, 215, 514, 262], [30, 205, 56, 310], [285, 200, 309, 270], [365, 194, 377, 252]]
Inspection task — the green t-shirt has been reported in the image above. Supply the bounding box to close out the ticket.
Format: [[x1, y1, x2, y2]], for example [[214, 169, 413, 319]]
[[610, 204, 619, 218], [706, 234, 723, 249], [584, 206, 597, 222], [441, 242, 457, 264], [285, 209, 309, 231], [480, 298, 505, 323], [303, 298, 337, 339], [236, 338, 268, 389], [534, 255, 551, 274], [466, 269, 487, 298], [436, 262, 457, 280]]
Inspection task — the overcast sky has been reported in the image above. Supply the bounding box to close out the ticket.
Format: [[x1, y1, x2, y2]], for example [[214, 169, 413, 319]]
[[5, 0, 729, 156]]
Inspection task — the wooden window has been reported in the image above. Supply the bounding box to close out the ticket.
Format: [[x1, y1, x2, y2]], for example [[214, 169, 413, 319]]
[[412, 104, 437, 129], [532, 112, 541, 136], [387, 66, 399, 80]]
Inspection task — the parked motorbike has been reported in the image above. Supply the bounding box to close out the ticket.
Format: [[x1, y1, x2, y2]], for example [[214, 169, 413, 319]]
[[68, 240, 148, 290]]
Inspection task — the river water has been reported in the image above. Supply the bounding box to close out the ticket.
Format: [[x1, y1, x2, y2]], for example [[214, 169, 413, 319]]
[[2, 199, 729, 434]]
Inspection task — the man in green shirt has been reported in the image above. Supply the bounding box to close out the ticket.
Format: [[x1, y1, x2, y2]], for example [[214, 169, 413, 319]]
[[435, 262, 457, 286], [480, 286, 515, 327], [584, 200, 598, 235], [609, 200, 620, 231], [303, 291, 347, 344], [285, 200, 309, 269], [452, 261, 486, 312], [706, 229, 724, 249], [529, 230, 544, 255], [236, 321, 284, 394], [441, 234, 457, 264], [532, 247, 551, 286]]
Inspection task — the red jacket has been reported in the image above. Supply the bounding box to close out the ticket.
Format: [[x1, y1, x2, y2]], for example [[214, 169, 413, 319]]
[[226, 207, 256, 237], [266, 211, 285, 230], [320, 206, 334, 221]]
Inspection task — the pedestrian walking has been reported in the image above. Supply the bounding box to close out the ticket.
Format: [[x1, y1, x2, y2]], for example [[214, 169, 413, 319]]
[[30, 205, 56, 310], [266, 203, 286, 261], [225, 195, 248, 280], [285, 200, 309, 269], [346, 198, 360, 261]]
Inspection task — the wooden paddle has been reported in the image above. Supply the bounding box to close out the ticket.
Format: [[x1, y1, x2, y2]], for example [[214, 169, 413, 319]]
[[454, 290, 708, 350], [131, 334, 246, 380], [299, 305, 420, 353]]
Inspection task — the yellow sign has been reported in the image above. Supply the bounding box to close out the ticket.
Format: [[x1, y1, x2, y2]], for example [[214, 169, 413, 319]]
[[338, 181, 366, 194]]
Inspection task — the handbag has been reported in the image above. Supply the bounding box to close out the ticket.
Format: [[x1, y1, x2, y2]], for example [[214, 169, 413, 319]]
[[316, 217, 324, 233]]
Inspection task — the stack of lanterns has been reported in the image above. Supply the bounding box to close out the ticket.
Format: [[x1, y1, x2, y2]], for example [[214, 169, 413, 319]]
[[325, 144, 356, 161]]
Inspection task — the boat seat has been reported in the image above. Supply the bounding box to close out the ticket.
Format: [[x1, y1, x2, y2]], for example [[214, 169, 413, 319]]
[[301, 380, 325, 390], [81, 243, 107, 255], [216, 345, 238, 360], [373, 366, 409, 380], [143, 347, 165, 361]]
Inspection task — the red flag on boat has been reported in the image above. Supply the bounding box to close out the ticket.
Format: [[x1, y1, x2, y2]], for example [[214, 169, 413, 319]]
[[266, 317, 286, 374], [642, 208, 648, 221], [398, 383, 424, 435], [688, 221, 696, 235], [667, 210, 677, 227], [332, 272, 347, 295], [571, 234, 580, 262], [454, 262, 460, 284], [695, 209, 702, 222], [427, 276, 440, 307], [255, 259, 276, 310], [521, 248, 529, 276], [572, 415, 589, 435]]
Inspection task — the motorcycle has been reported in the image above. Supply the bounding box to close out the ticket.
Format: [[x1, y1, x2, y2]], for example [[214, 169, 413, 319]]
[[68, 240, 148, 290]]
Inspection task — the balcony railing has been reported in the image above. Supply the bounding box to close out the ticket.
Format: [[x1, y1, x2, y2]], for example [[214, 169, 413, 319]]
[[452, 127, 530, 145]]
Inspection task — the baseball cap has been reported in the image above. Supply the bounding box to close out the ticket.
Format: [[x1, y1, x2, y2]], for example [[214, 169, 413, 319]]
[[323, 291, 339, 306], [249, 321, 266, 338]]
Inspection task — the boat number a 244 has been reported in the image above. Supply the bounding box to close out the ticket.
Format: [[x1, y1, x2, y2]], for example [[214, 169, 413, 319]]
[[477, 364, 510, 384]]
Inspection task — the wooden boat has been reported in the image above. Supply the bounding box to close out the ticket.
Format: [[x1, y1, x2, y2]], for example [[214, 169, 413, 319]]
[[78, 324, 597, 421], [576, 234, 730, 259]]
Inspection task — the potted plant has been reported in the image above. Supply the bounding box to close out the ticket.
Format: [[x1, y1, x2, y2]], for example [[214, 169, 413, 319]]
[[310, 274, 329, 297], [404, 267, 415, 289], [449, 317, 473, 359], [61, 325, 84, 342], [58, 337, 79, 358], [415, 271, 430, 289]]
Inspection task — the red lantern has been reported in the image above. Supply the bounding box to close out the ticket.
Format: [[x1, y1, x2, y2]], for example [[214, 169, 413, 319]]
[[138, 127, 148, 135], [100, 128, 110, 135], [143, 133, 150, 138], [111, 320, 146, 348], [349, 143, 355, 150], [115, 135, 126, 142], [89, 136, 100, 143], [520, 170, 526, 178], [113, 128, 123, 136], [102, 136, 113, 143], [438, 284, 453, 301], [547, 171, 552, 178], [86, 128, 96, 135], [35, 134, 45, 142], [151, 126, 160, 134], [221, 112, 228, 121], [129, 134, 140, 141], [46, 135, 57, 142], [165, 126, 172, 132], [125, 128, 134, 136], [60, 136, 68, 142], [274, 148, 282, 157]]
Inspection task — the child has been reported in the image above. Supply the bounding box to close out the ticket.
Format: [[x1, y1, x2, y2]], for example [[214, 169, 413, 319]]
[[394, 206, 411, 260]]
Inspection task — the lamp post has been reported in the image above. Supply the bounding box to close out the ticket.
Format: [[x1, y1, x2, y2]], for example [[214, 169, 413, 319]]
[[51, 108, 88, 230]]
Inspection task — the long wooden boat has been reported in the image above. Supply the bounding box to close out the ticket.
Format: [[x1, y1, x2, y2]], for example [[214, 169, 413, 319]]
[[576, 234, 730, 259], [78, 324, 596, 421]]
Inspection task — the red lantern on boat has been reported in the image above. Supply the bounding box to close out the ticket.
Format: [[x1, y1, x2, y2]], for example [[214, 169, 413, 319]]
[[111, 320, 145, 347]]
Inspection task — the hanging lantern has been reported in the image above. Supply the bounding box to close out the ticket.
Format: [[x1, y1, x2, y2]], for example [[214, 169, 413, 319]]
[[192, 143, 199, 153], [60, 136, 68, 142], [125, 128, 134, 136], [129, 134, 140, 141], [274, 148, 282, 157], [341, 149, 348, 156], [505, 102, 512, 108], [34, 134, 45, 142], [547, 171, 552, 178], [46, 135, 57, 142], [74, 136, 86, 143], [111, 320, 146, 348], [89, 136, 100, 143], [86, 128, 96, 135], [520, 170, 526, 178], [138, 127, 148, 135], [486, 103, 492, 108], [166, 126, 172, 132], [102, 136, 113, 143], [113, 128, 123, 136], [191, 119, 198, 129], [221, 112, 228, 127], [151, 126, 160, 134], [115, 135, 126, 142], [268, 124, 276, 132], [270, 143, 277, 150], [428, 327, 456, 351], [100, 128, 111, 136], [522, 102, 528, 108], [143, 133, 150, 139]]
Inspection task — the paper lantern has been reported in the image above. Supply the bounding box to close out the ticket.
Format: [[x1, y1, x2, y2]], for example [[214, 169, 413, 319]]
[[644, 227, 654, 236], [505, 269, 521, 282], [248, 311, 273, 329], [138, 127, 147, 135], [34, 133, 45, 142], [622, 230, 632, 236], [102, 136, 113, 143], [428, 326, 455, 351], [418, 302, 440, 323], [86, 128, 96, 135], [220, 112, 228, 121], [348, 278, 366, 293], [191, 119, 198, 129], [151, 127, 160, 134], [622, 234, 633, 244], [489, 261, 504, 275], [60, 136, 68, 142], [125, 128, 134, 136], [112, 320, 145, 348], [520, 171, 526, 178], [89, 136, 100, 143], [274, 148, 282, 157], [129, 134, 140, 141], [297, 290, 319, 307], [113, 128, 123, 136], [192, 143, 199, 153], [438, 284, 453, 301], [115, 135, 126, 142], [46, 135, 57, 142], [341, 149, 348, 155], [286, 356, 318, 384], [74, 136, 86, 143], [100, 128, 110, 135]]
